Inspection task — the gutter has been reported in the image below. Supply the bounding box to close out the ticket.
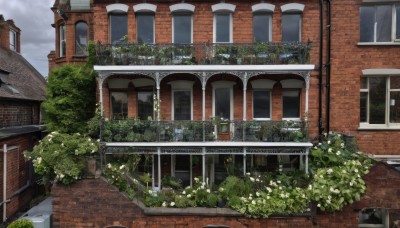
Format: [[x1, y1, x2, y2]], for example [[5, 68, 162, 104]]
[[318, 0, 324, 136]]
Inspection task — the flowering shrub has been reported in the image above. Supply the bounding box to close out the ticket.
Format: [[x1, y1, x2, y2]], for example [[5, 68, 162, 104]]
[[25, 132, 99, 185], [103, 163, 135, 199]]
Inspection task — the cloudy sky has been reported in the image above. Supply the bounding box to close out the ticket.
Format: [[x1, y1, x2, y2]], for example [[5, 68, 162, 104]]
[[0, 0, 54, 77]]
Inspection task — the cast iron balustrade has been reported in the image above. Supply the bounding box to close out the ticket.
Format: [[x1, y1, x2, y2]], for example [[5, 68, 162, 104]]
[[100, 120, 308, 143], [95, 42, 311, 66]]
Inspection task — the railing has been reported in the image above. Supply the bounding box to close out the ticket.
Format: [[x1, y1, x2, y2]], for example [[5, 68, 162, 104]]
[[101, 120, 308, 143], [95, 42, 311, 66]]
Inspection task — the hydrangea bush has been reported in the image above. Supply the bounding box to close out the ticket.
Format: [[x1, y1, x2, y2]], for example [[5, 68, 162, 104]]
[[25, 132, 99, 185], [104, 133, 374, 218]]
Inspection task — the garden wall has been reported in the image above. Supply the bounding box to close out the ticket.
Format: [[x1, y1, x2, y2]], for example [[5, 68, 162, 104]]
[[52, 162, 400, 228]]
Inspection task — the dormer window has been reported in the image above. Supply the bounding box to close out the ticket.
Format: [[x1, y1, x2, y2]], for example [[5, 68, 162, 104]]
[[9, 30, 16, 51]]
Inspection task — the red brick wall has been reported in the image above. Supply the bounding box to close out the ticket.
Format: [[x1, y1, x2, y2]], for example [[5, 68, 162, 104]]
[[51, 163, 400, 228], [0, 133, 41, 220], [0, 100, 41, 128]]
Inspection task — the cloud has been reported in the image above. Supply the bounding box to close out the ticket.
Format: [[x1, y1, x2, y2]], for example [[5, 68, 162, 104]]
[[0, 0, 55, 76]]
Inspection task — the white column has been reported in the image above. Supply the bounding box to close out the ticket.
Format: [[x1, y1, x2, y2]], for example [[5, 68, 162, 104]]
[[157, 88, 160, 121], [305, 85, 309, 121], [99, 78, 104, 117], [158, 147, 161, 190], [243, 88, 247, 121], [305, 148, 309, 174], [152, 155, 155, 189], [202, 87, 206, 121], [202, 147, 206, 181], [243, 147, 247, 176]]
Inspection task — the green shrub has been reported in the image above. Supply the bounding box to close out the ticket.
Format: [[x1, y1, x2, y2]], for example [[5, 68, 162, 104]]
[[24, 132, 99, 185], [8, 219, 34, 228], [42, 64, 96, 134]]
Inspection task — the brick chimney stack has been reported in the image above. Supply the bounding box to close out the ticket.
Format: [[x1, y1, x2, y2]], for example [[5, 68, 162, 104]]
[[0, 15, 21, 53]]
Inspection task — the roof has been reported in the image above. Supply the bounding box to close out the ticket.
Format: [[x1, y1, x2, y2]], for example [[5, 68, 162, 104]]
[[0, 125, 45, 140], [0, 47, 46, 101]]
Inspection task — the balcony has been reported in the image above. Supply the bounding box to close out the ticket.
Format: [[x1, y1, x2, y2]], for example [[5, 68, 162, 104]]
[[101, 120, 308, 143], [95, 42, 311, 66]]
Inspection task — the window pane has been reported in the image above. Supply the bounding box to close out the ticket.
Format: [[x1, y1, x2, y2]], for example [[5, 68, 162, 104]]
[[253, 90, 270, 118], [369, 77, 386, 124], [396, 6, 400, 39], [360, 92, 368, 122], [282, 14, 301, 42], [110, 14, 127, 44], [137, 14, 154, 44], [283, 90, 300, 118], [138, 91, 153, 120], [215, 88, 230, 119], [75, 22, 88, 55], [216, 14, 230, 42], [390, 91, 400, 123], [59, 25, 66, 57], [360, 6, 375, 42], [111, 92, 128, 119], [174, 14, 192, 44], [376, 5, 392, 42], [390, 77, 400, 89], [9, 31, 16, 50], [174, 91, 191, 120], [253, 13, 271, 42]]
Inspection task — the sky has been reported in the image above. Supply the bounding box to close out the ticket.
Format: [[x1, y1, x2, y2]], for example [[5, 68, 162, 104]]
[[0, 0, 55, 77]]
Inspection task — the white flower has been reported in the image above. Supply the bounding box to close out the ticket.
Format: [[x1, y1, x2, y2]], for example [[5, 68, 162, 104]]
[[318, 143, 322, 146], [170, 202, 175, 207], [187, 194, 191, 198], [162, 202, 167, 207], [308, 185, 312, 190], [336, 151, 341, 156], [219, 187, 224, 192], [252, 200, 256, 205], [182, 191, 186, 195], [119, 165, 125, 170], [60, 174, 65, 179], [256, 178, 260, 182], [317, 204, 321, 208], [354, 169, 359, 173], [248, 196, 252, 200], [97, 139, 100, 142], [250, 177, 255, 182], [246, 172, 251, 176], [61, 143, 64, 147], [266, 187, 272, 193], [194, 177, 199, 182], [266, 196, 270, 200], [280, 193, 285, 198], [206, 189, 210, 193], [327, 140, 331, 144], [88, 138, 91, 142], [350, 182, 353, 186], [327, 168, 333, 174], [256, 192, 260, 197], [341, 143, 345, 148], [277, 180, 281, 184], [107, 163, 112, 168], [37, 157, 42, 164], [328, 148, 333, 153], [314, 146, 318, 149], [324, 133, 327, 137]]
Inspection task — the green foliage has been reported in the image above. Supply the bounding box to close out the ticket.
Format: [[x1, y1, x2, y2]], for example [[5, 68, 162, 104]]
[[24, 132, 99, 185], [103, 163, 135, 199], [42, 64, 96, 134], [8, 219, 34, 228]]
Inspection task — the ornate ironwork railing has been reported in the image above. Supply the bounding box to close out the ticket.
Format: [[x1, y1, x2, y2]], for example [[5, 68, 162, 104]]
[[100, 120, 308, 143], [95, 42, 311, 66]]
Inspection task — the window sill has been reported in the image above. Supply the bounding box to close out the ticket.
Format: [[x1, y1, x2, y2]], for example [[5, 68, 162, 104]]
[[358, 124, 400, 131], [357, 42, 400, 46]]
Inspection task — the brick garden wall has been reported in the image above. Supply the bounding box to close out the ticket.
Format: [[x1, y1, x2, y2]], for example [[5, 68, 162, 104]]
[[52, 162, 400, 228], [0, 100, 41, 128]]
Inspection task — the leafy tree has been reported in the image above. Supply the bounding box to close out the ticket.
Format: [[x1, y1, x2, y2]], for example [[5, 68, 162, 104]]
[[8, 219, 34, 228], [42, 64, 96, 134]]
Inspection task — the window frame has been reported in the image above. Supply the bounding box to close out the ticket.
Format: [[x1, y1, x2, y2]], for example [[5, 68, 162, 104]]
[[281, 12, 302, 42], [136, 13, 155, 44], [252, 89, 272, 120], [109, 12, 128, 44], [213, 13, 233, 43], [212, 81, 235, 120], [282, 89, 301, 121], [137, 90, 154, 120], [359, 4, 400, 43], [360, 76, 400, 128], [75, 21, 88, 56], [110, 90, 128, 120], [252, 12, 272, 42], [172, 13, 193, 44], [171, 89, 193, 121], [9, 30, 16, 51], [59, 24, 66, 57]]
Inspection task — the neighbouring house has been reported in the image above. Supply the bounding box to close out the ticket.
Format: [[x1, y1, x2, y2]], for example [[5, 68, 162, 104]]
[[0, 15, 46, 222], [47, 0, 400, 226]]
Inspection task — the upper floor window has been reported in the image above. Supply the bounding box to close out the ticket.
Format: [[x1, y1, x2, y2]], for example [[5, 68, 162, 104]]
[[59, 24, 66, 57], [360, 4, 400, 43], [252, 3, 275, 42], [137, 91, 154, 120], [253, 13, 272, 42], [9, 30, 16, 51], [75, 22, 88, 55], [281, 3, 304, 42], [281, 79, 304, 120], [173, 14, 192, 44], [251, 79, 276, 120], [360, 73, 400, 126], [110, 13, 128, 44], [137, 14, 155, 44], [111, 91, 128, 120], [212, 3, 236, 43]]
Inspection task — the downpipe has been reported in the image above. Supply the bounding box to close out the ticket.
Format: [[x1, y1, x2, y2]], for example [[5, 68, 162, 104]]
[[318, 0, 324, 136], [325, 0, 332, 133]]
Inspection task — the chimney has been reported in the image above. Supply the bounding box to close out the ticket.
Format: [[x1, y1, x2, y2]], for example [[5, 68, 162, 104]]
[[0, 15, 21, 53]]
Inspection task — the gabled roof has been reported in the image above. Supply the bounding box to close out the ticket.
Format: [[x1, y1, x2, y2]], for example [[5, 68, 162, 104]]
[[0, 47, 46, 101]]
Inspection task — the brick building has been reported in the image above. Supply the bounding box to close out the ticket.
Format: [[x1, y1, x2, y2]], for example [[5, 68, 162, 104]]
[[48, 0, 400, 200], [0, 15, 46, 222]]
